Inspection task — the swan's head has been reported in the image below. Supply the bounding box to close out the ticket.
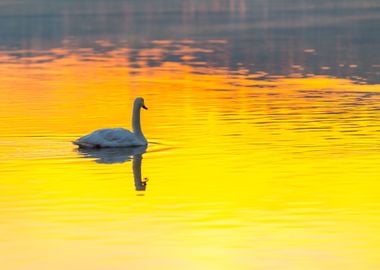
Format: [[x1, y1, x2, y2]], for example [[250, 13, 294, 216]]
[[134, 97, 148, 110]]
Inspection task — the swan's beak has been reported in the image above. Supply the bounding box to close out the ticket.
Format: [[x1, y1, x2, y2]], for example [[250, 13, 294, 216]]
[[142, 105, 148, 110]]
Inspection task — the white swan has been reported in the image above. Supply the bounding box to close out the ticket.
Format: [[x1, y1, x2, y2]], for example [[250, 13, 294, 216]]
[[73, 97, 148, 148]]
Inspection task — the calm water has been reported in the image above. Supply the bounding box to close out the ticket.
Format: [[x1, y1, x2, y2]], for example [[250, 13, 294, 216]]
[[1, 1, 380, 269]]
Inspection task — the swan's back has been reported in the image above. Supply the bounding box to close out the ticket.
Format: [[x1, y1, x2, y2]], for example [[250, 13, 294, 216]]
[[74, 128, 143, 148]]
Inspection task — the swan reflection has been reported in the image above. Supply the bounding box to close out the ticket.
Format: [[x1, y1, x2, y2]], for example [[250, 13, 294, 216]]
[[77, 145, 148, 191]]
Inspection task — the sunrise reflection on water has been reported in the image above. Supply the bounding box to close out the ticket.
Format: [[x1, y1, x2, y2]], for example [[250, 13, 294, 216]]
[[1, 1, 380, 269]]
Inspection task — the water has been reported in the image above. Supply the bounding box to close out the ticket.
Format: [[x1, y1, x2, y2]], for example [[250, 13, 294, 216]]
[[1, 1, 380, 269]]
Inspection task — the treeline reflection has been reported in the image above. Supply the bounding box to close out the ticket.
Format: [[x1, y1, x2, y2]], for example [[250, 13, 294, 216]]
[[0, 0, 379, 83]]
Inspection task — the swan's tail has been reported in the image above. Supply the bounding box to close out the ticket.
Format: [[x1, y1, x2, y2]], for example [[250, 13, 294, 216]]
[[72, 140, 97, 148]]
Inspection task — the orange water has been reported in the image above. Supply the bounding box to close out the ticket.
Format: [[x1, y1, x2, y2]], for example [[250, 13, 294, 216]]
[[1, 44, 380, 269]]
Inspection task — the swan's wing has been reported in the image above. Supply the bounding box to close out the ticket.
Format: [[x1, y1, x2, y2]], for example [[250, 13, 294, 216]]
[[74, 128, 138, 147]]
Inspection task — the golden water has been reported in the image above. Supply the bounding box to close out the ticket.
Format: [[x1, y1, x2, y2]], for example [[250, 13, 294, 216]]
[[1, 46, 380, 269], [1, 1, 380, 269]]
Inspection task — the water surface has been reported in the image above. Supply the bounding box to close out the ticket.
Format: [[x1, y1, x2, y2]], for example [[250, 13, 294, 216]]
[[1, 1, 380, 269]]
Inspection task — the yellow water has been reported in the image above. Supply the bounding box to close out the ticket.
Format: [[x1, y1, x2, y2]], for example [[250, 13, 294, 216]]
[[1, 44, 380, 269]]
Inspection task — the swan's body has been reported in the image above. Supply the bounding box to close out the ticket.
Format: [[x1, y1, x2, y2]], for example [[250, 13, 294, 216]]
[[73, 97, 148, 148], [74, 128, 145, 148]]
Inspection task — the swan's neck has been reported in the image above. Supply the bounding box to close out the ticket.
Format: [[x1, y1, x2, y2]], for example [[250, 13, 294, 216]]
[[132, 104, 146, 142]]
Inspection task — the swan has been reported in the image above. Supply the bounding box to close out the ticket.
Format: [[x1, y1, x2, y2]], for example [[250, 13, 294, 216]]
[[73, 97, 148, 148]]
